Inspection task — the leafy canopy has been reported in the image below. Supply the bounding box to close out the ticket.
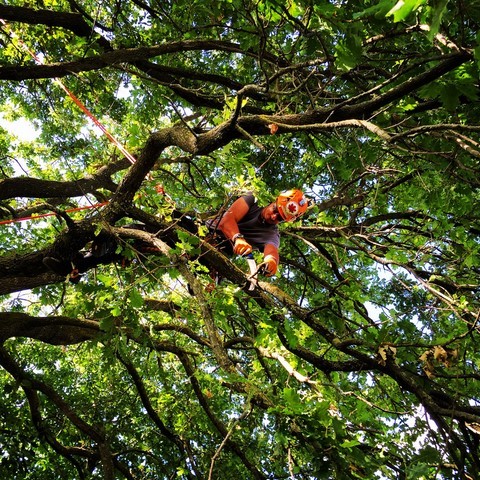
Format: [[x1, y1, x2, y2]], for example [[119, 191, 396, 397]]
[[0, 0, 480, 479]]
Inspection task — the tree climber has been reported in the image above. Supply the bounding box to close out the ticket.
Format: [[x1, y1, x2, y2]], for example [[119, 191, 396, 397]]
[[42, 189, 308, 284], [206, 189, 309, 277]]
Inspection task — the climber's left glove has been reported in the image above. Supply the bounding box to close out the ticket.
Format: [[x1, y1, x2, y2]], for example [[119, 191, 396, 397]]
[[261, 255, 278, 277]]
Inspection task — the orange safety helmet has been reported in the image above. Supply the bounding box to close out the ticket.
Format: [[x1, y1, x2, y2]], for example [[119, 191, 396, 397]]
[[276, 189, 308, 222]]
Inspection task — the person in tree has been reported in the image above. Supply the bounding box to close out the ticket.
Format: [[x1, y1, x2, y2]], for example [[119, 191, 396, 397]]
[[43, 189, 308, 283], [207, 189, 309, 277]]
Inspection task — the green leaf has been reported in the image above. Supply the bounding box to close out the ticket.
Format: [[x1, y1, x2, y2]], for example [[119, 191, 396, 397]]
[[353, 0, 396, 19], [129, 288, 144, 308], [427, 0, 448, 40], [340, 439, 361, 449], [439, 84, 460, 110], [99, 316, 115, 332], [283, 387, 304, 414], [475, 35, 480, 70], [387, 0, 425, 22], [335, 34, 363, 72]]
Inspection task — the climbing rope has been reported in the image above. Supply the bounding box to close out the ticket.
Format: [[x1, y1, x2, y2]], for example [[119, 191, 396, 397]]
[[0, 19, 161, 226], [0, 18, 137, 166]]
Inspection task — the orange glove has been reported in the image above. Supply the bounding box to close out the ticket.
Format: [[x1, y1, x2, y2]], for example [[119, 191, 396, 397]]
[[262, 255, 278, 276], [233, 236, 253, 256]]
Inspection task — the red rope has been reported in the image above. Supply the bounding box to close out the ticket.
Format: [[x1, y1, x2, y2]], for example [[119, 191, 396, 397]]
[[0, 202, 109, 226]]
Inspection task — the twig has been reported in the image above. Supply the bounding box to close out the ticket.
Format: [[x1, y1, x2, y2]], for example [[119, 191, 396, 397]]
[[235, 124, 265, 150], [208, 403, 252, 480], [288, 448, 296, 480]]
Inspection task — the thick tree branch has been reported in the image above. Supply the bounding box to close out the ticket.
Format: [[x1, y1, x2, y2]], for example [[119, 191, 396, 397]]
[[0, 40, 257, 81], [0, 158, 128, 200], [0, 312, 100, 344], [0, 5, 101, 38]]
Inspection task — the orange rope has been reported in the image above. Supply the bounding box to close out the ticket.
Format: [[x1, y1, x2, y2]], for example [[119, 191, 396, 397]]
[[0, 18, 138, 167], [57, 82, 138, 166], [0, 20, 160, 226]]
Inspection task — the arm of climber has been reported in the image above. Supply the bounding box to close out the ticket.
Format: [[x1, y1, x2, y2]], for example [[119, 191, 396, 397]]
[[218, 197, 253, 255], [263, 243, 279, 276], [218, 197, 249, 239]]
